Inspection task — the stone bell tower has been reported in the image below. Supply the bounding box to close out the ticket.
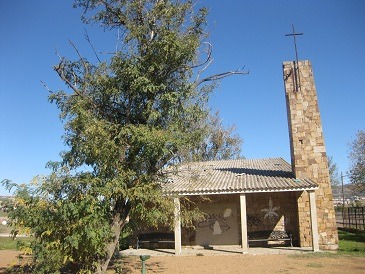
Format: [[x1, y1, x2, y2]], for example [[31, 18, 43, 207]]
[[283, 60, 338, 250]]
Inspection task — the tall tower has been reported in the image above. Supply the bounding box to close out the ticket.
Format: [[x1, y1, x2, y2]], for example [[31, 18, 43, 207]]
[[283, 60, 338, 249]]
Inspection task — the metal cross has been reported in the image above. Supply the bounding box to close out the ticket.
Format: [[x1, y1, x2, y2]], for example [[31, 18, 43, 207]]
[[285, 24, 303, 91], [285, 24, 303, 64]]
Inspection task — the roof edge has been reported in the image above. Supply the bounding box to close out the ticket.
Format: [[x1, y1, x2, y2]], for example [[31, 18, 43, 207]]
[[165, 186, 319, 196]]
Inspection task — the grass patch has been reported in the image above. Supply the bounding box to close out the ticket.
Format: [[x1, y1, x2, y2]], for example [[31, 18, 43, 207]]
[[338, 228, 365, 255], [0, 211, 8, 217], [0, 237, 32, 250], [289, 228, 365, 259]]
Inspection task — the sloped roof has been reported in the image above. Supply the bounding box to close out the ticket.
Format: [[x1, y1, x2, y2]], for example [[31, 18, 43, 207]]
[[162, 158, 318, 195]]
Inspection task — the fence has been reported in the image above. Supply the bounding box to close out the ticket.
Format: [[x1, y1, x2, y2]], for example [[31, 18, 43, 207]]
[[336, 207, 365, 231]]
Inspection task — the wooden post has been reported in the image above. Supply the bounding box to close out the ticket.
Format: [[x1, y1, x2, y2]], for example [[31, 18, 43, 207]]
[[240, 194, 248, 253], [308, 190, 320, 252], [174, 197, 182, 255]]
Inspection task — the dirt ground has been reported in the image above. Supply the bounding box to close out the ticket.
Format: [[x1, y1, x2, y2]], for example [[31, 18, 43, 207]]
[[119, 254, 365, 274], [1, 250, 365, 274], [0, 250, 22, 271]]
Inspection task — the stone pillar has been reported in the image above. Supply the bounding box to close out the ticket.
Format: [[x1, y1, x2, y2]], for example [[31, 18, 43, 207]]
[[174, 197, 182, 255], [283, 60, 338, 250], [240, 194, 248, 253]]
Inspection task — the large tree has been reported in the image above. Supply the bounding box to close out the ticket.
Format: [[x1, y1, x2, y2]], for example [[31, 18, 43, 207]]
[[348, 130, 365, 191], [3, 1, 247, 273]]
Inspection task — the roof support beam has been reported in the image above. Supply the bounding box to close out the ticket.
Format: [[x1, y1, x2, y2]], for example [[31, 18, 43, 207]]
[[308, 190, 320, 252], [174, 197, 182, 255], [240, 194, 248, 253]]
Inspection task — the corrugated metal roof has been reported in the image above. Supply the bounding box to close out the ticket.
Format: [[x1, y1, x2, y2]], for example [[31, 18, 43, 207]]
[[162, 158, 318, 195]]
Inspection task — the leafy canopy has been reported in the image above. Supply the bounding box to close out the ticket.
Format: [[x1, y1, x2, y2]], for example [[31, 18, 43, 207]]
[[2, 1, 246, 273]]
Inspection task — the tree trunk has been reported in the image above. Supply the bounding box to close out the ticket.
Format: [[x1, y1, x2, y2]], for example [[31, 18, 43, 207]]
[[94, 215, 126, 274]]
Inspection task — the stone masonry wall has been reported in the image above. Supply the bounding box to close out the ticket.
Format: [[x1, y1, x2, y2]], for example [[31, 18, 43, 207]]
[[283, 60, 338, 249]]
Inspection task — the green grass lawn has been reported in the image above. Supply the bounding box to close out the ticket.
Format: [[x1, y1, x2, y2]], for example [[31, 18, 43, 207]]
[[291, 228, 365, 260], [338, 228, 365, 255], [0, 237, 33, 251]]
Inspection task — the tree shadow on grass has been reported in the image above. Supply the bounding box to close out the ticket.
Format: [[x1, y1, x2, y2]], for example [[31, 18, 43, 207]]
[[338, 228, 365, 243]]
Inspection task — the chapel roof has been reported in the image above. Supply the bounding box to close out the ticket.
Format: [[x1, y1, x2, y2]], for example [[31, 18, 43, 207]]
[[162, 157, 318, 195]]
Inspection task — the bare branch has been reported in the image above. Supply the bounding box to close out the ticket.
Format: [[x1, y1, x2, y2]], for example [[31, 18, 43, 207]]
[[68, 39, 89, 75], [99, 51, 121, 55], [193, 67, 250, 89], [116, 28, 120, 53], [84, 28, 101, 63], [156, 42, 213, 80], [55, 49, 62, 60], [191, 42, 213, 69], [54, 62, 81, 95], [195, 56, 214, 83], [54, 61, 98, 110], [40, 80, 53, 93]]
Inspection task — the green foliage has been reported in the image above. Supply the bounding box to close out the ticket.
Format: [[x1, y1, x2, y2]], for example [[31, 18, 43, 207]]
[[178, 111, 243, 162], [3, 1, 245, 273], [2, 178, 114, 273]]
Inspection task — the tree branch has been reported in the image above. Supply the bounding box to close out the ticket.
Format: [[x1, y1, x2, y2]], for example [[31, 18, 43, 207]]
[[40, 80, 53, 93], [100, 0, 126, 26], [195, 56, 214, 83], [84, 28, 101, 63], [68, 39, 89, 76], [191, 42, 213, 69], [193, 67, 250, 89], [54, 61, 98, 110]]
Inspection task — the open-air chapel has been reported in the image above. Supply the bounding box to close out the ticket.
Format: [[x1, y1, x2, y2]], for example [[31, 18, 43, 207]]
[[135, 59, 339, 254]]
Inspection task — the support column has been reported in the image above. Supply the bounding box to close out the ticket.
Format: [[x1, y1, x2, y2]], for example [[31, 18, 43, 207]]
[[240, 194, 248, 253], [174, 197, 182, 255], [308, 190, 320, 252]]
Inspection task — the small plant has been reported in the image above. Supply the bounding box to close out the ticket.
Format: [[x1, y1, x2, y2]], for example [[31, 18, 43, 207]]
[[306, 262, 323, 268], [114, 261, 123, 274]]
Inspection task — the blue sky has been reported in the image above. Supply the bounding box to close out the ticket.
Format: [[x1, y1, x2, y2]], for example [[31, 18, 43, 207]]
[[1, 0, 364, 195]]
